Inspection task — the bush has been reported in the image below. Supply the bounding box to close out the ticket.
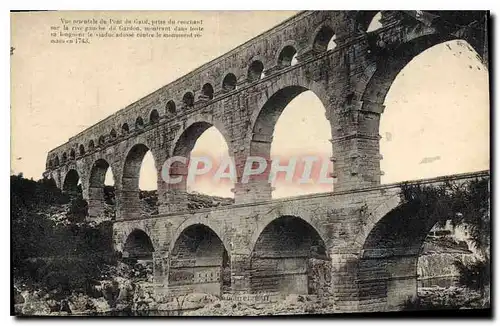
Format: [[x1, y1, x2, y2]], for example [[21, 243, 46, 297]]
[[11, 175, 118, 297], [454, 259, 490, 291]]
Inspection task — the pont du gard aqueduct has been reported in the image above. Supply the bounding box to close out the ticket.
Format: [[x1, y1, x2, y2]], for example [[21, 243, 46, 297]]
[[43, 11, 489, 312]]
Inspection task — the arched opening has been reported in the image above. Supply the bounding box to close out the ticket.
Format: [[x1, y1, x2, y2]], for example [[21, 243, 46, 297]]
[[69, 149, 76, 160], [89, 140, 95, 151], [98, 135, 105, 146], [88, 159, 115, 220], [149, 109, 160, 124], [54, 156, 60, 167], [122, 123, 130, 135], [182, 92, 195, 109], [251, 86, 333, 199], [313, 25, 336, 52], [222, 73, 237, 92], [43, 177, 57, 189], [166, 100, 176, 115], [110, 128, 117, 141], [62, 169, 81, 196], [358, 205, 426, 310], [121, 144, 157, 219], [367, 38, 489, 184], [250, 216, 329, 295], [62, 152, 68, 164], [278, 45, 298, 67], [356, 11, 383, 33], [366, 11, 383, 32], [201, 83, 214, 100], [247, 60, 265, 82], [135, 116, 144, 130], [327, 35, 337, 51], [79, 144, 85, 156], [139, 151, 157, 191], [358, 190, 485, 310], [168, 224, 230, 296], [123, 229, 155, 281], [417, 221, 476, 289], [170, 122, 234, 201]]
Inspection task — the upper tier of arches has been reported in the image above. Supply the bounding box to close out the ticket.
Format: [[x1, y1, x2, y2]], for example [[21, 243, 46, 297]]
[[46, 11, 487, 171]]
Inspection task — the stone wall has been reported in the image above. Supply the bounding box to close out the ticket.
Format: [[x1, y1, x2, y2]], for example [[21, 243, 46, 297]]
[[44, 11, 488, 221], [112, 171, 488, 312]]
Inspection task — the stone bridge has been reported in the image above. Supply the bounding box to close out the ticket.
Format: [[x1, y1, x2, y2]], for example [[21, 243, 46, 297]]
[[43, 11, 489, 312], [109, 171, 488, 312]]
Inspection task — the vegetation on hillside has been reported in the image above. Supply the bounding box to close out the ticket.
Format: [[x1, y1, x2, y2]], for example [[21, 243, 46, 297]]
[[11, 174, 117, 298], [399, 177, 490, 307]]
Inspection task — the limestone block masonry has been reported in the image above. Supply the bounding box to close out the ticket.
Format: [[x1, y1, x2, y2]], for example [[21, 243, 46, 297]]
[[44, 11, 489, 313]]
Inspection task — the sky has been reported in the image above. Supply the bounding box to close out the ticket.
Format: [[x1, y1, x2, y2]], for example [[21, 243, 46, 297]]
[[11, 11, 489, 199]]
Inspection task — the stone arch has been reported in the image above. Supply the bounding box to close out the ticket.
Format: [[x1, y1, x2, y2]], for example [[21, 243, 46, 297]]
[[54, 155, 60, 167], [277, 45, 298, 67], [79, 144, 85, 156], [172, 121, 226, 157], [135, 116, 144, 130], [88, 158, 116, 219], [182, 92, 195, 109], [69, 149, 76, 160], [249, 215, 330, 295], [166, 100, 177, 115], [247, 60, 265, 82], [355, 11, 384, 32], [62, 169, 80, 195], [201, 83, 214, 100], [248, 82, 330, 188], [168, 119, 232, 198], [110, 128, 117, 140], [98, 135, 105, 146], [312, 24, 337, 52], [366, 11, 383, 32], [89, 139, 95, 151], [361, 35, 484, 108], [62, 152, 68, 164], [149, 109, 160, 124], [357, 195, 443, 310], [120, 143, 157, 220], [43, 176, 58, 189], [222, 73, 237, 92], [353, 194, 402, 247], [168, 223, 230, 296], [358, 34, 486, 184], [123, 228, 155, 267], [122, 123, 130, 135], [248, 203, 330, 254]]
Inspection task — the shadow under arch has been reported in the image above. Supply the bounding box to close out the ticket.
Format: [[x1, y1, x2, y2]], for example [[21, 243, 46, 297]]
[[355, 11, 383, 32], [168, 223, 231, 296], [123, 228, 155, 280], [62, 169, 81, 195], [357, 200, 443, 310], [249, 215, 330, 295], [88, 158, 116, 219], [120, 143, 157, 220]]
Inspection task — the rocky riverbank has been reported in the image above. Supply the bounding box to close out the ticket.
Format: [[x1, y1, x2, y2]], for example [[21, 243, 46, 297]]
[[14, 285, 489, 316]]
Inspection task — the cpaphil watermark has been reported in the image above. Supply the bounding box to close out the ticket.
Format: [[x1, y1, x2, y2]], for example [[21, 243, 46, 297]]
[[161, 155, 334, 186]]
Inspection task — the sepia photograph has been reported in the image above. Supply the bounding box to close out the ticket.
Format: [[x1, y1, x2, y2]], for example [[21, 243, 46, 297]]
[[10, 9, 491, 317]]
